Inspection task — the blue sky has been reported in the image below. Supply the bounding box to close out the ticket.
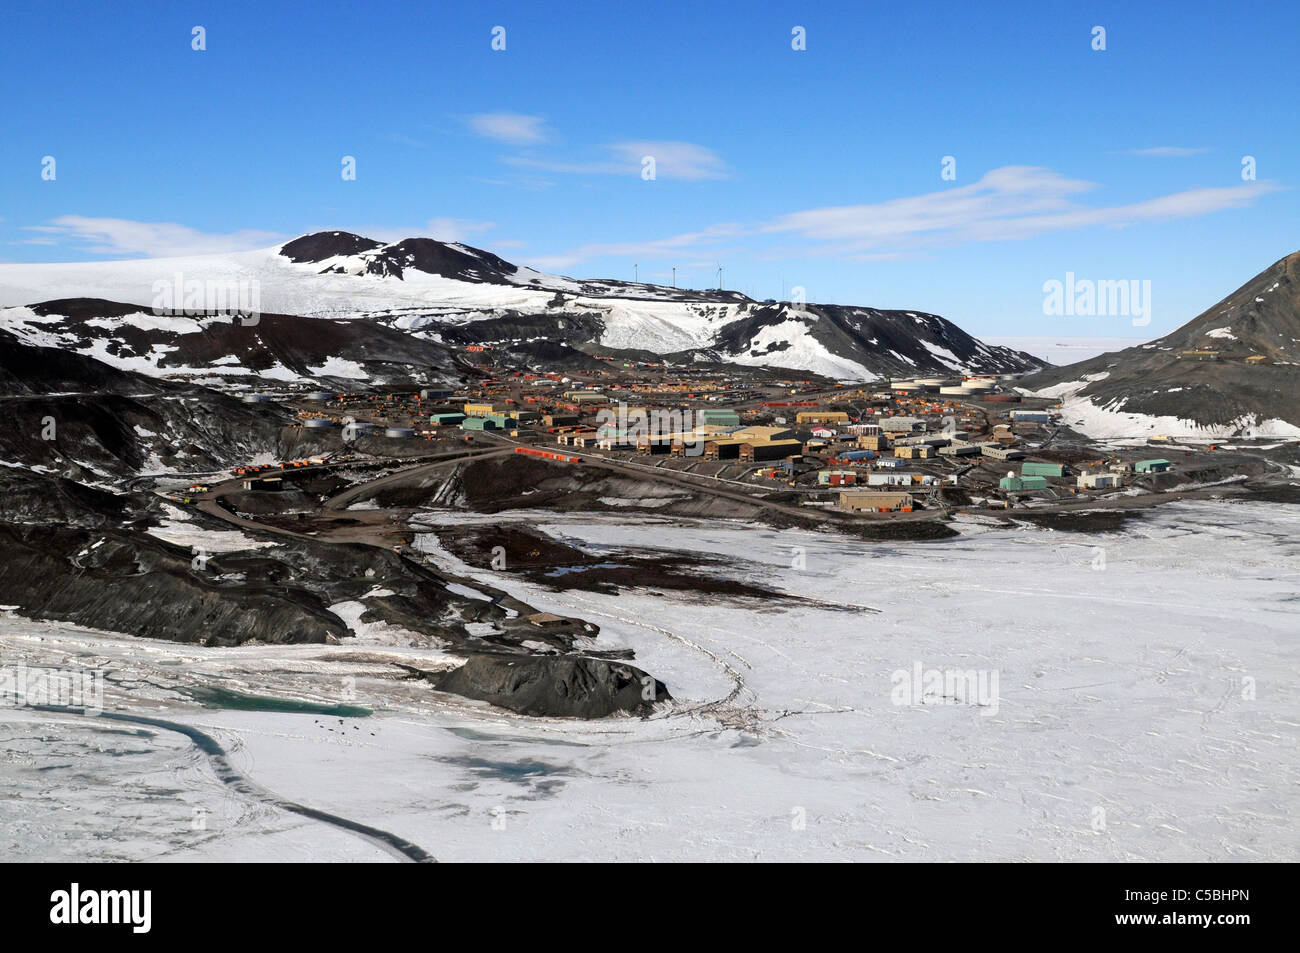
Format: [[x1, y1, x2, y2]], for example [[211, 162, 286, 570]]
[[2, 0, 1295, 337]]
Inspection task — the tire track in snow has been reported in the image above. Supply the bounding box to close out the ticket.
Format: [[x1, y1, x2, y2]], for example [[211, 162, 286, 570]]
[[31, 706, 436, 863]]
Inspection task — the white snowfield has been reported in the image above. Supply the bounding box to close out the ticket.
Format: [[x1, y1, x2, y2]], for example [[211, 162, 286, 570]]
[[0, 245, 553, 317], [2, 500, 1296, 862]]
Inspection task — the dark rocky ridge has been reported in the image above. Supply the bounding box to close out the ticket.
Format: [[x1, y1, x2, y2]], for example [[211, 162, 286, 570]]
[[355, 237, 521, 282], [708, 302, 1044, 378], [9, 298, 467, 389]]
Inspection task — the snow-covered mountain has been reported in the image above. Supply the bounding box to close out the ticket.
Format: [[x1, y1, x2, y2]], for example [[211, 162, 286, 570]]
[[1018, 250, 1300, 439], [0, 231, 1045, 382]]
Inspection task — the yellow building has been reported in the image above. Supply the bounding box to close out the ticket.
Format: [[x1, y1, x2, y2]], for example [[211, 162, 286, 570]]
[[894, 445, 933, 459], [795, 411, 851, 425], [732, 425, 795, 442], [838, 490, 913, 512]]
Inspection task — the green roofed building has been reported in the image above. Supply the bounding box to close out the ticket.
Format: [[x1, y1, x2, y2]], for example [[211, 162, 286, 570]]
[[1135, 459, 1172, 473], [1000, 475, 1049, 491], [696, 408, 741, 428], [1022, 462, 1065, 478], [430, 413, 466, 426]]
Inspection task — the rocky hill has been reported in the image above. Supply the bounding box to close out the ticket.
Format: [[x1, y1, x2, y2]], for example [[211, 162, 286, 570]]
[[1019, 251, 1300, 439]]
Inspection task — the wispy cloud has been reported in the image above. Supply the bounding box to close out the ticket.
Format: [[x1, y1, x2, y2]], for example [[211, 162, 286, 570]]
[[470, 174, 556, 191], [608, 141, 729, 180], [759, 166, 1278, 257], [465, 112, 551, 145], [385, 133, 430, 149], [1121, 146, 1211, 157], [334, 218, 501, 246], [422, 217, 496, 244], [327, 218, 520, 249], [506, 140, 729, 181], [528, 165, 1278, 268], [523, 224, 743, 271], [25, 216, 282, 257]]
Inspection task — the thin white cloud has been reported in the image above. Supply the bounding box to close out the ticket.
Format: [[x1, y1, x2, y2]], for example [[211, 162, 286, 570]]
[[506, 140, 729, 181], [608, 141, 729, 180], [385, 133, 430, 149], [466, 113, 551, 145], [310, 219, 498, 246], [25, 216, 283, 257], [523, 224, 743, 271], [1122, 146, 1211, 157], [423, 218, 496, 244], [528, 166, 1277, 267], [760, 166, 1278, 256]]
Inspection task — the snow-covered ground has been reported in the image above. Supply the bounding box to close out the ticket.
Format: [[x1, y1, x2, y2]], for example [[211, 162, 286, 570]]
[[2, 500, 1296, 862]]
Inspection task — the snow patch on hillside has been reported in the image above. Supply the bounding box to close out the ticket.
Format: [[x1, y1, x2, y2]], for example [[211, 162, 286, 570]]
[[1060, 396, 1300, 442], [727, 318, 877, 380]]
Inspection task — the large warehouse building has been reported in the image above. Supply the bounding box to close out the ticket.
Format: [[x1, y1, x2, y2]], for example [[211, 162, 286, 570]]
[[838, 490, 914, 512]]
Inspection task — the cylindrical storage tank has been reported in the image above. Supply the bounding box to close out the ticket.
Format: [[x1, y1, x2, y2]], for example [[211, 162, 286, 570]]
[[939, 385, 968, 395], [303, 418, 335, 429], [304, 391, 333, 402], [384, 427, 415, 438], [893, 381, 923, 392], [916, 377, 956, 388], [242, 393, 273, 403]]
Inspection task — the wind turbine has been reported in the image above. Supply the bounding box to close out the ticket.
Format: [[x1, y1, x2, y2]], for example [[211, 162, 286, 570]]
[[716, 262, 722, 290]]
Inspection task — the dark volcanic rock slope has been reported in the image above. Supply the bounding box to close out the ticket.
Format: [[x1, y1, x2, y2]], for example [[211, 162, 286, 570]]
[[703, 302, 1042, 378], [1019, 250, 1300, 431], [0, 332, 292, 478], [0, 331, 671, 717], [0, 297, 466, 389]]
